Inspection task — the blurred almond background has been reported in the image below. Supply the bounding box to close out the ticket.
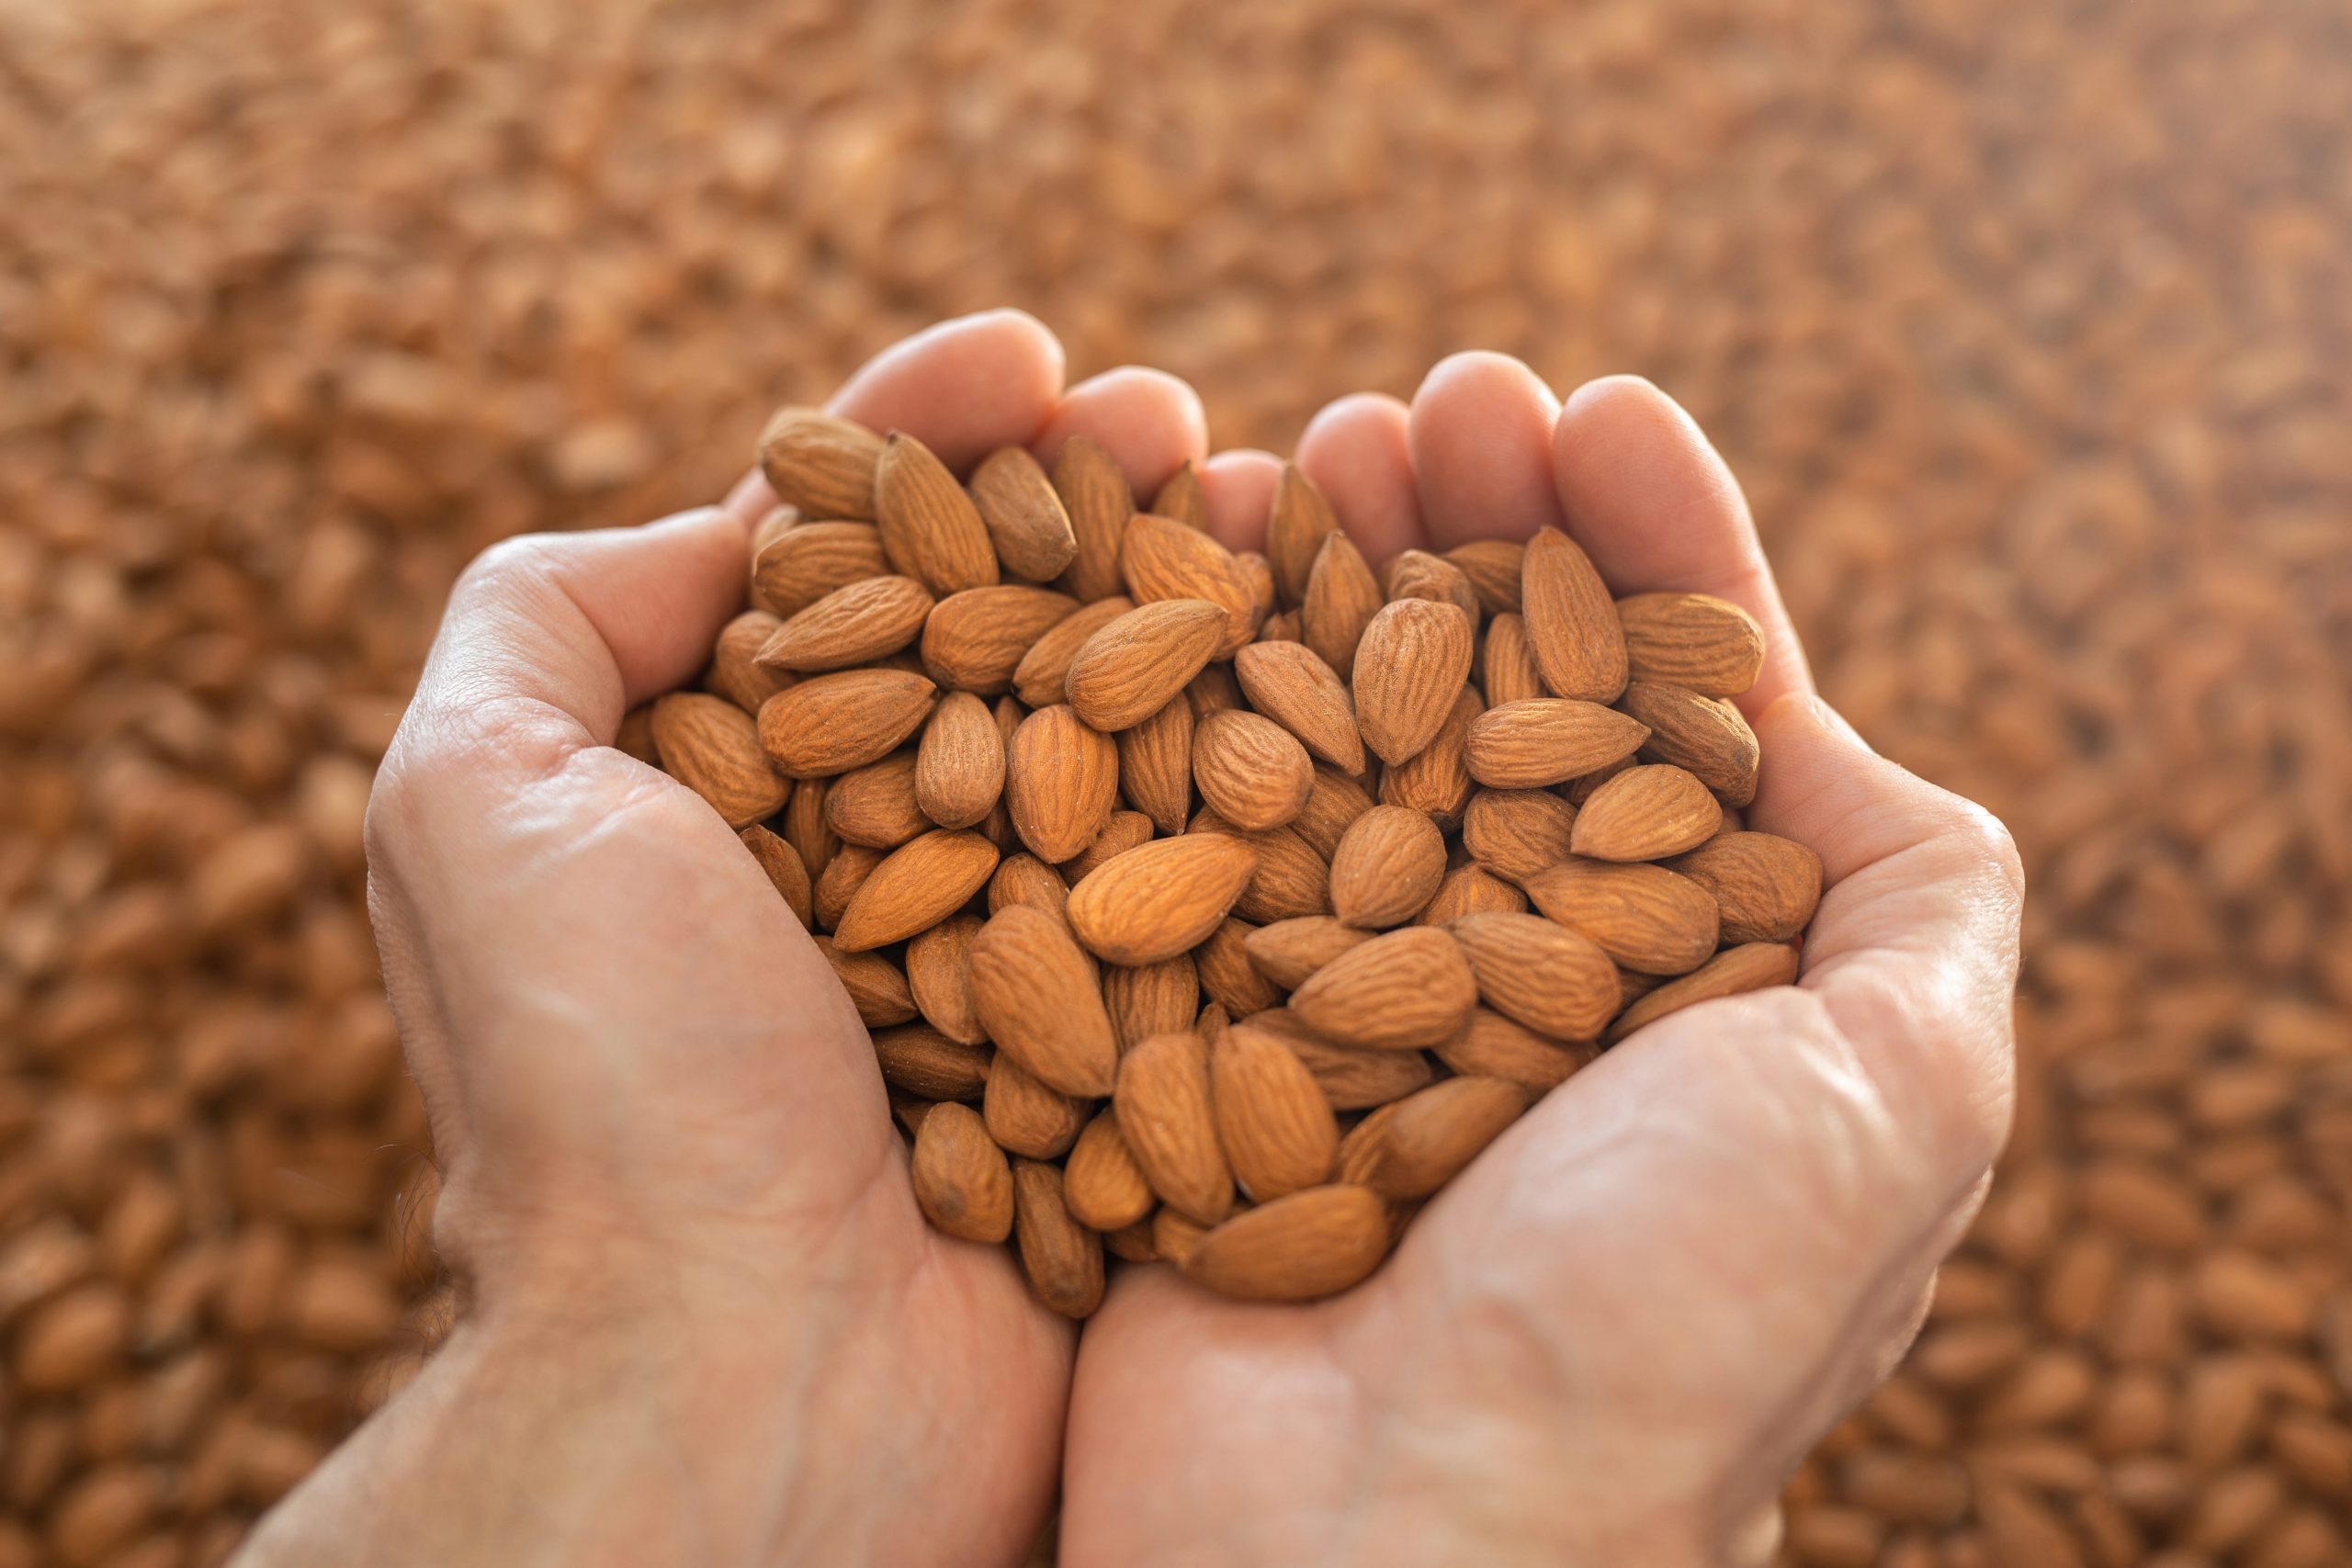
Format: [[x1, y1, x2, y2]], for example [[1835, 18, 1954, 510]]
[[4, 2, 2350, 1564]]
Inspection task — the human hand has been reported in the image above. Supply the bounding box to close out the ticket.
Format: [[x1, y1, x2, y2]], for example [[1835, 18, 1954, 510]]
[[1059, 362, 2023, 1566]]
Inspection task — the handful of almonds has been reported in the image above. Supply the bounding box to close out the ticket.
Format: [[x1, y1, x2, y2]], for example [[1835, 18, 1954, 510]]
[[625, 405, 1824, 1315]]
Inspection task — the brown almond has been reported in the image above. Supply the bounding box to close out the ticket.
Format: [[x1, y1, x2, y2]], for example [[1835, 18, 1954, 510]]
[[872, 1023, 991, 1100], [968, 446, 1078, 581], [1241, 916, 1374, 989], [707, 610, 795, 711], [1152, 460, 1210, 531], [780, 773, 838, 884], [1005, 704, 1119, 864], [1180, 1185, 1390, 1302], [1064, 599, 1227, 731], [1194, 918, 1283, 1018], [967, 904, 1119, 1096], [1012, 594, 1136, 709], [910, 1102, 1013, 1244], [1301, 532, 1383, 682], [1606, 942, 1802, 1043], [1463, 698, 1649, 789], [1564, 753, 1636, 806], [921, 585, 1080, 694], [1665, 831, 1825, 943], [813, 842, 884, 931], [741, 823, 815, 928], [1268, 461, 1340, 606], [905, 914, 988, 1044], [756, 575, 935, 672], [1062, 809, 1155, 886], [1295, 764, 1376, 859], [1103, 954, 1200, 1055], [1385, 548, 1482, 628], [915, 692, 1005, 829], [1434, 1008, 1596, 1093], [984, 1054, 1089, 1159], [751, 502, 801, 557], [1379, 685, 1483, 830], [824, 751, 930, 849], [1328, 805, 1447, 929], [651, 692, 787, 828], [1064, 1111, 1156, 1231], [874, 431, 998, 594], [1445, 538, 1525, 615], [1444, 911, 1620, 1040], [1012, 1159, 1104, 1319], [1233, 640, 1366, 773], [1287, 926, 1476, 1049], [1153, 1206, 1213, 1267], [1478, 612, 1545, 706], [989, 852, 1072, 924], [832, 829, 1001, 952], [1193, 816, 1332, 925], [758, 407, 883, 520], [1238, 550, 1278, 624], [1193, 709, 1314, 831], [757, 669, 937, 779], [1619, 681, 1761, 807], [1116, 695, 1195, 836], [1213, 1024, 1340, 1201], [1521, 525, 1627, 701], [1417, 862, 1529, 923], [1461, 789, 1578, 886], [1570, 764, 1722, 862], [1121, 513, 1259, 655], [1246, 1010, 1437, 1110], [1104, 1220, 1160, 1262], [1261, 607, 1301, 643], [1115, 1031, 1235, 1224], [750, 520, 893, 619], [1066, 834, 1260, 964], [1615, 592, 1767, 697], [617, 703, 659, 764], [1360, 1077, 1531, 1198], [1050, 434, 1134, 604], [1186, 661, 1247, 718], [1352, 598, 1476, 765], [1524, 859, 1721, 975]]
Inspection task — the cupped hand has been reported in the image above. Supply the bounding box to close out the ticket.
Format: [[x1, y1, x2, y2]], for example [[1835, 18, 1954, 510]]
[[1061, 363, 2023, 1567]]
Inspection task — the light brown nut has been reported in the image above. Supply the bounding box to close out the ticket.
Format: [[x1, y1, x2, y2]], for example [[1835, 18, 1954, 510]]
[[1357, 1077, 1531, 1198], [1286, 926, 1477, 1049], [1444, 911, 1620, 1041], [651, 693, 787, 828], [1615, 592, 1767, 697], [1569, 764, 1722, 863], [915, 692, 1006, 829], [1192, 709, 1314, 831], [1233, 639, 1366, 773], [756, 575, 934, 672], [967, 904, 1119, 1097], [1328, 805, 1447, 929], [758, 407, 883, 520], [1012, 1160, 1105, 1319], [1004, 704, 1119, 864], [1241, 916, 1374, 989], [1434, 1008, 1597, 1093], [1065, 1111, 1156, 1232], [1116, 695, 1195, 836], [824, 751, 929, 849], [1461, 789, 1579, 886], [1463, 698, 1649, 790], [1180, 1185, 1390, 1303], [1121, 512, 1259, 655], [757, 669, 937, 779], [1012, 595, 1135, 709], [910, 1103, 1013, 1244], [983, 1054, 1090, 1159], [874, 430, 998, 594], [1665, 831, 1824, 944], [751, 521, 892, 619], [1606, 942, 1803, 1043], [1352, 598, 1476, 765], [968, 446, 1078, 581], [740, 824, 815, 929], [905, 914, 988, 1044], [1212, 1024, 1340, 1201], [1115, 1031, 1235, 1225], [921, 585, 1080, 695], [1050, 434, 1135, 604], [1301, 532, 1382, 682], [1267, 462, 1340, 607], [1521, 525, 1626, 702], [1524, 858, 1721, 976], [1619, 681, 1760, 807], [1064, 599, 1227, 732], [1066, 833, 1260, 965], [832, 829, 1001, 952]]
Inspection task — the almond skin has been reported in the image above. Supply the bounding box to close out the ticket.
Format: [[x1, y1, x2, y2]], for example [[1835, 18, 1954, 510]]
[[1193, 709, 1315, 831], [1417, 863, 1529, 924], [910, 1102, 1013, 1244], [1153, 460, 1210, 531], [874, 430, 998, 594], [1521, 525, 1627, 702], [968, 446, 1079, 581], [1352, 598, 1476, 765], [1241, 916, 1374, 988], [1198, 818, 1332, 925], [1665, 830, 1824, 944], [1463, 698, 1650, 789], [650, 692, 788, 828], [757, 669, 937, 778], [1051, 434, 1135, 604], [1181, 1184, 1390, 1302], [1267, 461, 1340, 606], [1478, 612, 1545, 706], [1122, 513, 1260, 655], [1615, 592, 1767, 697], [1524, 858, 1721, 975], [1359, 1076, 1531, 1198], [1294, 765, 1375, 860], [1115, 1031, 1235, 1224], [1061, 810, 1155, 887], [1385, 548, 1482, 628], [1434, 1008, 1597, 1093], [1233, 640, 1366, 773], [824, 751, 930, 848], [1064, 1111, 1156, 1231], [1194, 917, 1283, 1018], [1379, 685, 1483, 831], [707, 610, 795, 711], [1213, 1024, 1340, 1201], [1461, 789, 1579, 886], [922, 585, 1080, 695], [1619, 680, 1760, 807], [1244, 1008, 1437, 1110], [1301, 532, 1383, 682], [967, 904, 1120, 1097], [781, 775, 838, 884], [1012, 1159, 1105, 1319], [1285, 925, 1477, 1049], [1115, 695, 1195, 836], [1005, 704, 1119, 864], [751, 520, 893, 618], [1446, 538, 1525, 615], [1010, 594, 1135, 708], [818, 936, 915, 1024], [740, 824, 815, 928], [1328, 805, 1447, 929], [1569, 764, 1723, 862], [915, 692, 1005, 829], [905, 913, 988, 1043], [1186, 662, 1247, 718], [1066, 834, 1261, 964], [833, 829, 1001, 952], [812, 842, 883, 931], [984, 1054, 1090, 1159], [1064, 599, 1227, 731], [756, 574, 934, 672], [1444, 911, 1621, 1040], [871, 1023, 990, 1100], [758, 407, 883, 520], [989, 852, 1073, 925], [1606, 941, 1802, 1043], [1103, 954, 1201, 1055]]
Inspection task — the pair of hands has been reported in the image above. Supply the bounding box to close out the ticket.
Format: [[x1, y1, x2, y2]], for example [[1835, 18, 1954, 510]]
[[240, 311, 2021, 1568]]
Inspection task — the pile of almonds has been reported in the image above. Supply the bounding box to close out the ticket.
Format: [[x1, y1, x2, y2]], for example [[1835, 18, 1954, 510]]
[[635, 407, 1819, 1312]]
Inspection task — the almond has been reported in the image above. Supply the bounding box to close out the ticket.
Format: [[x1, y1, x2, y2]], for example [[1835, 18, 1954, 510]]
[[1569, 764, 1722, 862], [1477, 612, 1545, 705], [1434, 1008, 1596, 1093], [1267, 461, 1340, 606], [1114, 695, 1195, 836], [1238, 550, 1277, 624], [1666, 830, 1824, 943], [874, 431, 998, 593], [1152, 1206, 1212, 1267], [1012, 1159, 1104, 1319], [1064, 1111, 1156, 1231], [1417, 862, 1529, 924], [1120, 513, 1259, 655], [1521, 525, 1627, 702], [989, 852, 1073, 924], [1115, 1031, 1235, 1224], [1241, 916, 1374, 988], [1263, 608, 1303, 640], [1463, 698, 1649, 789], [1050, 434, 1134, 604], [910, 1102, 1013, 1244], [1103, 954, 1200, 1055], [967, 904, 1119, 1096], [921, 585, 1080, 694], [1190, 816, 1332, 925], [1294, 764, 1376, 860], [650, 692, 787, 828], [751, 502, 801, 557], [1194, 918, 1283, 1018], [1358, 1077, 1530, 1198], [1066, 833, 1259, 964], [1212, 1024, 1340, 1200], [756, 575, 934, 672], [1523, 858, 1720, 975], [758, 407, 883, 520], [1445, 538, 1525, 614], [1352, 598, 1476, 764], [740, 824, 815, 928], [1619, 680, 1760, 807], [1563, 753, 1636, 807], [1328, 805, 1447, 929], [1301, 532, 1382, 681], [1192, 709, 1314, 831], [1444, 911, 1620, 1040], [1152, 460, 1210, 531], [751, 520, 893, 618], [707, 610, 795, 711], [1385, 548, 1482, 628], [1005, 704, 1119, 863], [832, 829, 1001, 952], [617, 703, 659, 764], [1606, 941, 1802, 1043], [1061, 809, 1155, 885], [823, 751, 930, 848], [968, 446, 1079, 581], [914, 692, 1005, 829], [1064, 598, 1227, 730], [1186, 661, 1247, 718], [1243, 1009, 1436, 1109], [1286, 925, 1476, 1049], [1233, 639, 1366, 773], [812, 842, 883, 931], [906, 913, 988, 1044], [1011, 594, 1135, 708], [871, 1023, 991, 1100], [1181, 1184, 1389, 1301], [757, 668, 937, 778], [984, 1054, 1090, 1159], [1104, 1220, 1159, 1263], [1615, 591, 1767, 697], [1461, 788, 1579, 886], [781, 773, 838, 883], [1379, 685, 1483, 830]]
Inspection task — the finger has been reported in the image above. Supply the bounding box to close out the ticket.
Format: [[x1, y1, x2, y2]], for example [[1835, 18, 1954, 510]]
[[1295, 392, 1425, 561], [828, 309, 1067, 471], [1031, 367, 1208, 498], [723, 468, 779, 525], [1552, 377, 1814, 708], [1408, 352, 1566, 550], [1197, 448, 1283, 553]]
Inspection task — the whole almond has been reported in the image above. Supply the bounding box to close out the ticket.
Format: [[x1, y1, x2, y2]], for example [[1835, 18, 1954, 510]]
[[1064, 599, 1227, 731], [1417, 862, 1530, 923], [989, 852, 1073, 924], [1193, 709, 1315, 831], [756, 575, 934, 672], [1615, 592, 1767, 697], [872, 1023, 991, 1100], [910, 1102, 1014, 1244], [757, 668, 937, 778], [1570, 764, 1722, 862], [1352, 598, 1476, 765], [1213, 1024, 1340, 1200], [1478, 612, 1545, 706], [967, 904, 1119, 1096], [984, 1054, 1090, 1159], [1066, 834, 1260, 964], [968, 446, 1079, 581], [1061, 809, 1155, 885], [1152, 460, 1210, 530], [921, 585, 1080, 694], [1064, 1111, 1156, 1231], [1462, 789, 1579, 886], [1445, 538, 1525, 614], [1050, 434, 1134, 604], [915, 692, 1006, 829], [1238, 550, 1277, 622], [1385, 549, 1482, 628], [617, 703, 659, 764], [1444, 911, 1621, 1040], [1524, 858, 1721, 975], [1193, 816, 1332, 925], [874, 431, 998, 593], [651, 692, 787, 828], [813, 842, 884, 931], [1329, 805, 1447, 929], [1104, 1219, 1159, 1263], [1012, 594, 1136, 708], [1294, 764, 1376, 860], [1360, 1077, 1531, 1198], [1286, 925, 1477, 1049], [707, 610, 795, 711], [1103, 954, 1200, 1055], [1267, 462, 1340, 606], [1194, 918, 1283, 1017], [1263, 609, 1303, 648], [824, 751, 929, 848], [1121, 513, 1260, 655], [1434, 1008, 1597, 1092], [1607, 942, 1802, 1043], [1115, 1030, 1235, 1224], [1463, 698, 1650, 789], [1301, 532, 1383, 681], [1181, 1184, 1390, 1302], [781, 774, 837, 883], [1012, 1159, 1105, 1319], [751, 520, 893, 618], [1241, 916, 1374, 988], [1153, 1206, 1213, 1267], [1005, 704, 1119, 863], [1233, 640, 1366, 773], [1521, 525, 1627, 702], [759, 407, 883, 520], [1564, 753, 1636, 806], [752, 502, 801, 557], [906, 914, 988, 1044], [1243, 1008, 1437, 1109], [1186, 662, 1247, 718], [1379, 685, 1483, 830], [1666, 830, 1824, 943], [1619, 680, 1760, 807], [1115, 696, 1195, 836], [832, 829, 1001, 952], [741, 823, 815, 928]]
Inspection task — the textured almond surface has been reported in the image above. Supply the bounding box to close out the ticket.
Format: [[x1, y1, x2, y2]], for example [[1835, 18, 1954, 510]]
[[1064, 599, 1227, 731], [1614, 592, 1767, 697], [1464, 698, 1650, 789], [832, 829, 1001, 952], [1521, 525, 1627, 703], [1191, 709, 1313, 832], [1114, 1032, 1235, 1224], [755, 574, 933, 671], [1666, 831, 1824, 944], [759, 407, 883, 519], [967, 905, 1119, 1097], [1351, 598, 1476, 764], [1328, 805, 1448, 929], [1180, 1185, 1390, 1302], [1524, 859, 1722, 976], [1212, 1023, 1340, 1201], [910, 1103, 1013, 1244], [1066, 834, 1260, 965], [650, 692, 787, 829], [756, 668, 937, 778], [1287, 926, 1478, 1049], [1569, 764, 1724, 863], [1445, 912, 1622, 1041], [874, 431, 999, 593], [1004, 704, 1119, 865]]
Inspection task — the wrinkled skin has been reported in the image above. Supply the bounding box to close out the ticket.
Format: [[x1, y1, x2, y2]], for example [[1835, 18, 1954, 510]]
[[238, 312, 2018, 1568]]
